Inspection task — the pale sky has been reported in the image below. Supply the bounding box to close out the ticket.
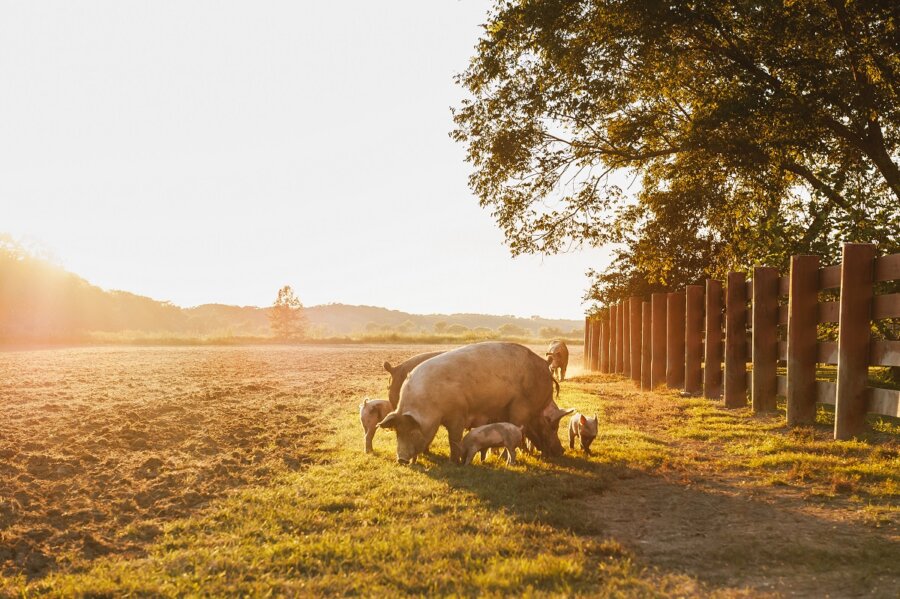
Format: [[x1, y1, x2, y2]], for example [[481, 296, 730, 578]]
[[0, 1, 611, 320]]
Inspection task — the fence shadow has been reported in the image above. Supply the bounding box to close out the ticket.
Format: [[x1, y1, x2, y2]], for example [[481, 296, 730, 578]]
[[420, 452, 899, 597]]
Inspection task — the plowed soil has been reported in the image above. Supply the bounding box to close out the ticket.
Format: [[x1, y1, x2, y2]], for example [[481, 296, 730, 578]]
[[0, 344, 444, 579]]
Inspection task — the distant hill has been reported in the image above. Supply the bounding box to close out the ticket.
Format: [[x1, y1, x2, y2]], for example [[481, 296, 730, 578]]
[[0, 238, 582, 342]]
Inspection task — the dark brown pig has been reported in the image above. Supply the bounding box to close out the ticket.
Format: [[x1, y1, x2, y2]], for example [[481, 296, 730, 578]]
[[383, 351, 444, 407], [546, 340, 569, 381]]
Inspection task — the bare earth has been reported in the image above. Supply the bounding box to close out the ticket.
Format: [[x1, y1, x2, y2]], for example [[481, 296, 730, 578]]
[[0, 344, 440, 578]]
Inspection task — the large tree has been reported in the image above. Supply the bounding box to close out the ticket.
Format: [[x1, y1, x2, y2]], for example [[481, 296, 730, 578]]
[[452, 0, 900, 305]]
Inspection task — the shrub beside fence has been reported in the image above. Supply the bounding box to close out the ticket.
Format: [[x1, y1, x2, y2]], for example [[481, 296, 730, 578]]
[[583, 242, 900, 440]]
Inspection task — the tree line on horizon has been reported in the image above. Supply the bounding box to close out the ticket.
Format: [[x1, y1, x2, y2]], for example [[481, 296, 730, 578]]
[[0, 238, 582, 343]]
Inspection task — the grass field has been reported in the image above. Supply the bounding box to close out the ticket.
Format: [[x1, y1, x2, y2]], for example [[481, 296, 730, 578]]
[[1, 345, 898, 597]]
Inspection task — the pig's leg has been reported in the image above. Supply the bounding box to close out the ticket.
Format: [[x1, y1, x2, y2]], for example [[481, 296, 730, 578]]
[[480, 448, 488, 462], [364, 425, 376, 453], [464, 446, 477, 465], [568, 425, 576, 450], [446, 417, 465, 464], [506, 446, 517, 465]]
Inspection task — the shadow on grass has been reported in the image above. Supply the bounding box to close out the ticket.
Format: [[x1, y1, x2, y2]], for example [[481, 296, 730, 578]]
[[417, 439, 899, 597]]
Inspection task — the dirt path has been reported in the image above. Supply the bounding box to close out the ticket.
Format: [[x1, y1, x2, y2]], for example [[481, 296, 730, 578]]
[[575, 376, 899, 598]]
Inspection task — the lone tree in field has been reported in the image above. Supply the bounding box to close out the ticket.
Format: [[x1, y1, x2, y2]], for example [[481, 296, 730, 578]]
[[452, 0, 900, 305], [269, 285, 307, 340]]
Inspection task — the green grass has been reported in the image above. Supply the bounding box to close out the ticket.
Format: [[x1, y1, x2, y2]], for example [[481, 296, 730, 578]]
[[3, 372, 897, 597], [670, 395, 900, 503], [8, 386, 697, 597]]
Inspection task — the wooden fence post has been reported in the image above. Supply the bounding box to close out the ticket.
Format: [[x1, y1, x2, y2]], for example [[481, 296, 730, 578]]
[[651, 293, 667, 389], [591, 318, 602, 372], [724, 272, 748, 408], [834, 243, 876, 439], [609, 304, 617, 374], [786, 256, 819, 425], [704, 279, 723, 399], [630, 297, 642, 385], [616, 301, 625, 373], [583, 316, 590, 371], [684, 285, 704, 394], [623, 301, 631, 378], [752, 267, 779, 412], [666, 292, 685, 389], [641, 301, 652, 390]]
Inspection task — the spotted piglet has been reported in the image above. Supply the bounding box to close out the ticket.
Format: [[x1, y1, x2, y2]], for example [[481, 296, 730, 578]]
[[568, 413, 599, 454], [359, 398, 392, 453]]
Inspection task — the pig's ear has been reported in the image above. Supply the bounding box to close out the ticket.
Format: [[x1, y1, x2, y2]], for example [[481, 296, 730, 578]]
[[378, 412, 420, 431], [580, 414, 587, 426], [383, 361, 394, 374], [399, 413, 421, 432], [549, 407, 575, 426], [377, 412, 399, 429]]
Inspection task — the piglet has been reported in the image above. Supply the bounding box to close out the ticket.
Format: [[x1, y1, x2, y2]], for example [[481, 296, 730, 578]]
[[461, 422, 524, 466], [359, 398, 392, 453], [568, 413, 599, 454]]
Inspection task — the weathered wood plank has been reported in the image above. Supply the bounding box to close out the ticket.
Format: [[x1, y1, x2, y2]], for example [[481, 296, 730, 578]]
[[871, 340, 900, 367], [872, 293, 900, 319], [817, 381, 836, 405], [607, 305, 616, 374], [666, 292, 685, 389], [834, 243, 876, 440], [616, 302, 625, 374], [651, 293, 668, 389], [630, 297, 642, 385], [641, 301, 652, 390], [819, 264, 842, 290], [869, 387, 900, 418], [817, 342, 838, 364], [874, 253, 900, 283], [684, 285, 704, 394], [818, 301, 840, 323], [623, 301, 631, 378], [704, 280, 723, 399], [752, 267, 779, 412], [787, 255, 820, 426], [583, 317, 590, 371], [778, 276, 790, 296]]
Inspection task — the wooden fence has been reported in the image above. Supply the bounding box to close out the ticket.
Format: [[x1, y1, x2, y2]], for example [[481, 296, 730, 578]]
[[582, 243, 900, 440]]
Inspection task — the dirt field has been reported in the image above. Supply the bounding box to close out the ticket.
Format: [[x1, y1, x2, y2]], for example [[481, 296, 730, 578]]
[[1, 344, 897, 597], [0, 344, 445, 580]]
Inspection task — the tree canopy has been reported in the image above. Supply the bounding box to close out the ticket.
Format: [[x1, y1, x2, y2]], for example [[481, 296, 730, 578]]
[[452, 0, 900, 307]]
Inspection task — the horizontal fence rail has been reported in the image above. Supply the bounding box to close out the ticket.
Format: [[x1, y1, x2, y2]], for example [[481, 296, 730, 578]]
[[583, 243, 900, 440]]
